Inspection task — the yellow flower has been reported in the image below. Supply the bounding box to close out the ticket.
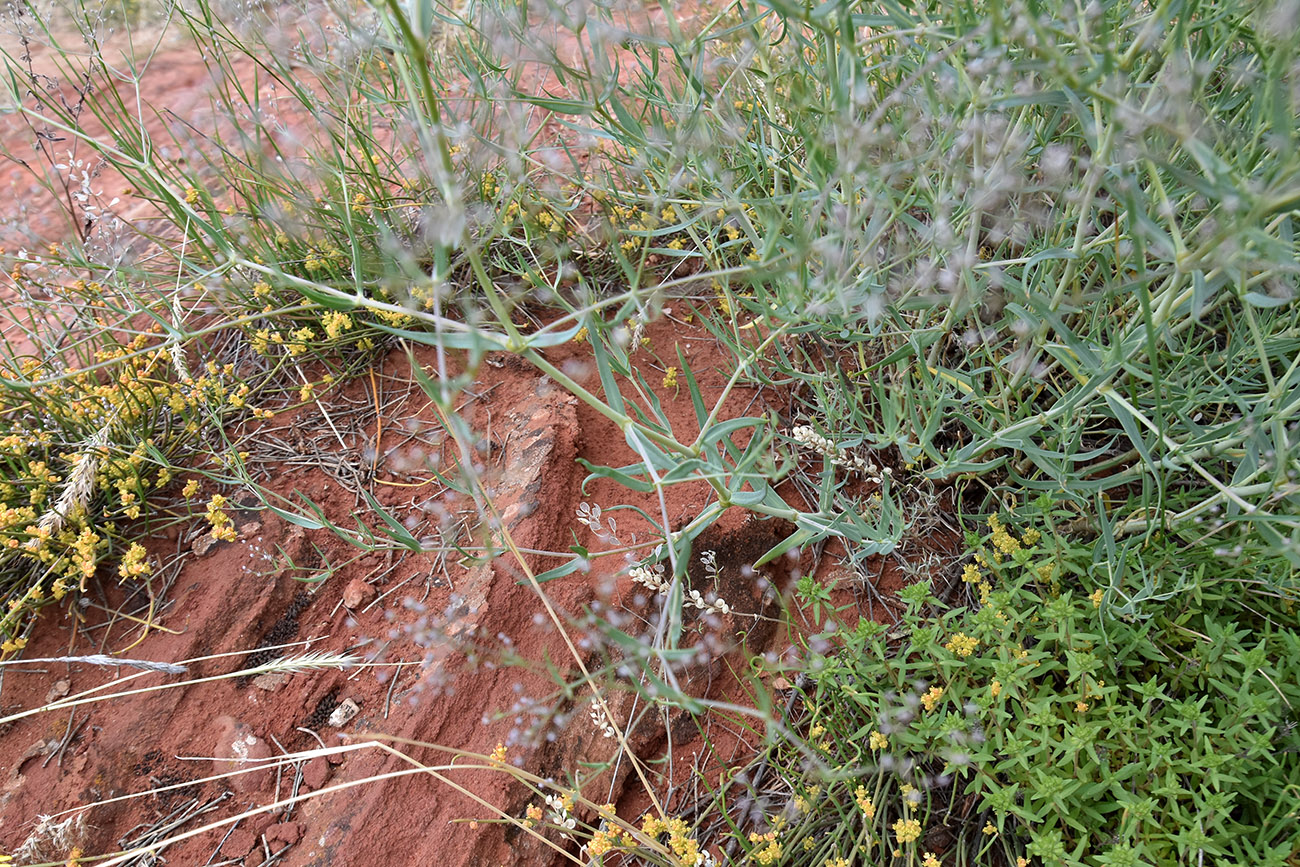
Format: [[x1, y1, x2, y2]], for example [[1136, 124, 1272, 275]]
[[962, 562, 981, 583], [118, 543, 151, 580], [662, 366, 678, 388], [944, 632, 979, 657], [983, 821, 997, 836], [923, 853, 941, 867], [990, 680, 1002, 698], [869, 730, 888, 750], [182, 479, 200, 498], [989, 514, 1021, 555], [892, 817, 922, 844], [587, 828, 618, 857], [184, 186, 201, 205], [1090, 588, 1104, 607], [747, 831, 782, 865], [525, 803, 543, 827], [854, 785, 875, 819], [921, 686, 945, 711], [490, 743, 507, 763], [1075, 700, 1089, 713], [322, 311, 354, 339]]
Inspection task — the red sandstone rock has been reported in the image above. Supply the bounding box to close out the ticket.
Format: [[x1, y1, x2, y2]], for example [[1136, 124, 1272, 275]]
[[341, 578, 375, 609], [301, 757, 330, 790], [0, 313, 839, 867], [265, 821, 303, 847], [220, 828, 257, 857], [212, 716, 274, 795]]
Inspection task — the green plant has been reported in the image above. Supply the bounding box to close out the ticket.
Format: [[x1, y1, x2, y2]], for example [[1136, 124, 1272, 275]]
[[1, 0, 1298, 863], [743, 504, 1300, 866]]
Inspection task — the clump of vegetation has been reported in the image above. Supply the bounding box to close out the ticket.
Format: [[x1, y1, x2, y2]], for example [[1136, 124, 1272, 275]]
[[753, 502, 1300, 866], [0, 302, 202, 649], [0, 0, 1297, 863]]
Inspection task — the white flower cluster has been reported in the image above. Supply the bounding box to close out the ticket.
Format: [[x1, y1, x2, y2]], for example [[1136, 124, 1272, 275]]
[[628, 564, 667, 591], [544, 792, 578, 836], [790, 424, 837, 456], [577, 501, 623, 542], [629, 558, 732, 616], [589, 702, 619, 739], [790, 424, 892, 483]]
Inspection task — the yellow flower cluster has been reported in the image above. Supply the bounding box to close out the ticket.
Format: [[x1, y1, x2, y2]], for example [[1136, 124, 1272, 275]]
[[854, 785, 876, 819], [988, 514, 1021, 558], [205, 494, 238, 543], [322, 311, 354, 339], [0, 324, 233, 641], [892, 818, 922, 844], [587, 827, 619, 858], [118, 542, 151, 580], [302, 243, 347, 273], [869, 730, 889, 750], [642, 814, 707, 865], [944, 632, 979, 657], [747, 830, 782, 865], [921, 686, 945, 711], [373, 308, 414, 328]]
